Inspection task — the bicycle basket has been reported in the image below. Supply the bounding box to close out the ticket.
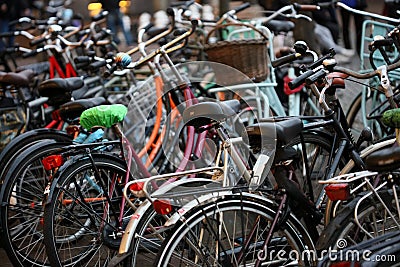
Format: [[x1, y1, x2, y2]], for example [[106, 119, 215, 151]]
[[204, 23, 270, 84]]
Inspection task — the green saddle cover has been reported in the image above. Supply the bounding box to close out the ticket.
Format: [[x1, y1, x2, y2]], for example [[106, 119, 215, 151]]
[[382, 108, 400, 128], [80, 104, 127, 130]]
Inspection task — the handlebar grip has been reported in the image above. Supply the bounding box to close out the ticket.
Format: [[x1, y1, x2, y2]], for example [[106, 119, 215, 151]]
[[8, 19, 20, 26], [166, 7, 175, 17], [93, 30, 109, 43], [104, 65, 118, 78], [305, 69, 326, 85], [371, 38, 394, 48], [89, 60, 107, 71], [30, 37, 47, 47], [92, 11, 108, 22], [271, 53, 301, 68], [74, 56, 90, 64], [22, 50, 39, 58], [293, 3, 320, 11], [233, 2, 251, 14], [288, 69, 314, 89], [142, 22, 154, 32]]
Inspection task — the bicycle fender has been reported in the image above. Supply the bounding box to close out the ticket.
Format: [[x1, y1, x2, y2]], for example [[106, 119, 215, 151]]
[[117, 178, 216, 255], [0, 128, 72, 165], [116, 200, 152, 256], [164, 192, 277, 227], [0, 140, 72, 199]]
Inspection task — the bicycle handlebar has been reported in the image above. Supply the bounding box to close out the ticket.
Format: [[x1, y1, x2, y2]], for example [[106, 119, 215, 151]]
[[334, 59, 400, 79], [288, 69, 315, 88], [271, 53, 303, 68], [116, 19, 198, 72], [292, 3, 320, 11], [336, 2, 400, 24], [136, 20, 196, 66], [30, 36, 48, 46], [233, 2, 251, 14], [126, 8, 176, 56]]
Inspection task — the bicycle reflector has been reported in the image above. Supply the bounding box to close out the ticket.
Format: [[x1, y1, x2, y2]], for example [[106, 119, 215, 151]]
[[324, 183, 350, 201], [129, 182, 144, 191], [153, 199, 173, 215], [42, 155, 64, 171]]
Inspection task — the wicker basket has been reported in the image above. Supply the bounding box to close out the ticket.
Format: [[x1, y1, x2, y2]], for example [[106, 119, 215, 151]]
[[204, 23, 270, 84]]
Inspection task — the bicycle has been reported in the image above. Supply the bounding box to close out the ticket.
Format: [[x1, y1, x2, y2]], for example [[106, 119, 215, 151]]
[[41, 19, 256, 266], [316, 108, 400, 253]]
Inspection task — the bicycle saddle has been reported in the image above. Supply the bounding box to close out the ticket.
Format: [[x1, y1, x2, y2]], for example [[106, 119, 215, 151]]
[[58, 97, 106, 122], [37, 77, 84, 98], [261, 20, 295, 33], [246, 118, 303, 146], [365, 146, 400, 172], [80, 104, 127, 130], [0, 69, 35, 86], [182, 99, 241, 128]]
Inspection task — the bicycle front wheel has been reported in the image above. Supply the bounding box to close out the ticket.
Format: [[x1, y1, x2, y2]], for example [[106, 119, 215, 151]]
[[346, 89, 393, 142], [155, 194, 315, 266]]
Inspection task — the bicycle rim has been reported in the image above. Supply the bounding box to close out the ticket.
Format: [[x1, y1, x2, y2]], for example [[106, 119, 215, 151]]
[[156, 195, 314, 266], [44, 155, 129, 267]]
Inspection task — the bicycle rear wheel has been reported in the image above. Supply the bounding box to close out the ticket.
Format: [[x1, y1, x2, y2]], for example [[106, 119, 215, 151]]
[[286, 131, 346, 205], [43, 154, 129, 267], [0, 129, 72, 182], [0, 140, 70, 267], [156, 194, 315, 266], [317, 187, 400, 251]]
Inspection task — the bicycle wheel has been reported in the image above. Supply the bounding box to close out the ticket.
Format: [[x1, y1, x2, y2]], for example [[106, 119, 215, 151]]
[[0, 129, 72, 182], [286, 131, 347, 205], [43, 154, 130, 267], [346, 90, 393, 142], [156, 194, 315, 266], [123, 203, 165, 267], [0, 140, 70, 267], [317, 187, 400, 251]]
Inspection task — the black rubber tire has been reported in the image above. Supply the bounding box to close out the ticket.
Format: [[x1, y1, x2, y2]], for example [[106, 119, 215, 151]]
[[43, 154, 129, 267], [0, 129, 72, 182], [155, 194, 315, 266], [0, 140, 71, 267], [317, 188, 400, 251]]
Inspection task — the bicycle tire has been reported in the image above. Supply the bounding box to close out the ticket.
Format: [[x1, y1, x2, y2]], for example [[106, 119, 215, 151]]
[[0, 129, 72, 182], [346, 90, 393, 142], [155, 194, 315, 266], [124, 204, 162, 267], [317, 187, 400, 251], [286, 131, 347, 204], [0, 140, 71, 267], [43, 154, 130, 267], [124, 179, 224, 266]]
